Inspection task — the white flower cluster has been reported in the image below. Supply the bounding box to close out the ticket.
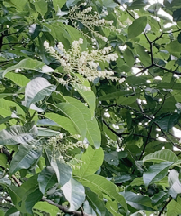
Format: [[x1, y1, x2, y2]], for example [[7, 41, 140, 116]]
[[68, 4, 115, 42], [44, 39, 118, 82]]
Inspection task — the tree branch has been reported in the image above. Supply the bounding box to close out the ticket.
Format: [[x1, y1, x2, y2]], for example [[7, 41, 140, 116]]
[[103, 119, 156, 140], [41, 198, 90, 216], [158, 197, 172, 216]]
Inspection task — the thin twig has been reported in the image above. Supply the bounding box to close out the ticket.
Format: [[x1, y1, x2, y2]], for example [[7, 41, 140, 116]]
[[158, 197, 172, 216], [42, 198, 90, 216], [11, 175, 21, 187]]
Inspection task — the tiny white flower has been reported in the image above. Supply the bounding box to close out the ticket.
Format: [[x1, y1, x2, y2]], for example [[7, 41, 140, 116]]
[[79, 38, 83, 44], [44, 41, 49, 48], [58, 42, 64, 50]]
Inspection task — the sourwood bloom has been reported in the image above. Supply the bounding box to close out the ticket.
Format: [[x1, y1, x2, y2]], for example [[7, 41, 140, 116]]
[[44, 39, 118, 83]]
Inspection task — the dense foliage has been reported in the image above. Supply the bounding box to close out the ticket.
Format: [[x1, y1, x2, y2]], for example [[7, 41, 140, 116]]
[[1, 0, 181, 215]]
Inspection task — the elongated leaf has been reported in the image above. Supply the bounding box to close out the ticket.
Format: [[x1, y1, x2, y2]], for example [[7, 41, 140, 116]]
[[51, 157, 72, 186], [0, 123, 37, 145], [62, 178, 85, 211], [34, 202, 61, 215], [128, 17, 147, 38], [9, 145, 42, 175], [120, 191, 153, 211], [34, 0, 47, 17], [106, 200, 122, 216], [167, 197, 181, 216], [73, 146, 104, 177], [143, 162, 173, 187], [56, 102, 87, 139], [0, 153, 8, 168], [0, 99, 24, 116], [64, 97, 101, 148], [154, 113, 180, 132], [53, 0, 67, 12], [23, 77, 56, 108], [45, 113, 78, 135], [143, 149, 178, 163], [3, 58, 45, 77], [5, 72, 30, 87], [86, 189, 107, 216], [25, 189, 43, 214], [74, 83, 96, 118], [37, 166, 57, 194], [76, 174, 127, 210]]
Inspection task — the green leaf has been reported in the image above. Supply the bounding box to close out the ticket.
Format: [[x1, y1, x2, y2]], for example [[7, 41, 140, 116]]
[[0, 124, 37, 145], [34, 201, 61, 215], [76, 174, 127, 210], [128, 0, 147, 9], [5, 72, 30, 87], [53, 0, 67, 12], [85, 189, 107, 216], [167, 197, 181, 216], [37, 166, 57, 194], [25, 189, 43, 214], [154, 113, 180, 132], [74, 83, 96, 118], [73, 146, 104, 177], [51, 157, 72, 186], [120, 191, 153, 211], [143, 162, 173, 187], [62, 178, 85, 211], [0, 153, 8, 168], [99, 90, 133, 101], [34, 0, 47, 17], [45, 113, 78, 135], [9, 145, 42, 175], [0, 210, 4, 216], [128, 17, 147, 38], [173, 9, 181, 21], [9, 0, 28, 11], [123, 48, 135, 67], [0, 99, 24, 116], [23, 77, 56, 108], [135, 45, 151, 66], [106, 200, 121, 216], [5, 207, 19, 216], [56, 102, 87, 139], [64, 97, 101, 148], [143, 149, 178, 163], [2, 58, 45, 77]]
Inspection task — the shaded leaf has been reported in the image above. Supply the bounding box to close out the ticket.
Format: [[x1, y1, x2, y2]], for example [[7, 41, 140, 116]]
[[37, 166, 57, 194], [76, 174, 127, 210]]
